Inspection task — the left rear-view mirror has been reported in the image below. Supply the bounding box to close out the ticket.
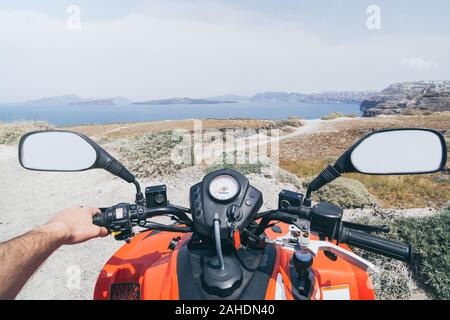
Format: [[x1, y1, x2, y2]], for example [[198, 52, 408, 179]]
[[19, 130, 136, 184], [19, 131, 99, 171]]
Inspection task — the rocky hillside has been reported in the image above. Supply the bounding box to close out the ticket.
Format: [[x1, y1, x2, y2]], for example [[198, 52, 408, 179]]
[[361, 81, 450, 117], [251, 91, 372, 104]]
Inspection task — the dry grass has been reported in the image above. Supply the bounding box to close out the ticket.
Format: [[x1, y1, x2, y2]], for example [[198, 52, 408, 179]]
[[346, 174, 450, 208], [68, 118, 293, 140]]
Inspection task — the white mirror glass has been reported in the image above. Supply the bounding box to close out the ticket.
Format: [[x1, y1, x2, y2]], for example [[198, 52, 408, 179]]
[[350, 130, 444, 174], [20, 131, 97, 171]]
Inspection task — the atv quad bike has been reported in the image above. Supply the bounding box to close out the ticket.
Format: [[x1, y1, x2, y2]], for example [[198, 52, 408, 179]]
[[18, 128, 447, 300]]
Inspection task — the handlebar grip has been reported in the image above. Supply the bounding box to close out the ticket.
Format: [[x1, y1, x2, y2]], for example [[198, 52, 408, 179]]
[[93, 214, 104, 227], [340, 228, 412, 262], [92, 208, 108, 227]]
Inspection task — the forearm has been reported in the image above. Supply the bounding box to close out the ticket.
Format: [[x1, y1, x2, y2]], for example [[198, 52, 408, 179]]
[[0, 223, 67, 299]]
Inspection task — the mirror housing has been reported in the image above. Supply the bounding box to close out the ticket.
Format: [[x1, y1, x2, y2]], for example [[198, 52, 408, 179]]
[[19, 130, 135, 183], [18, 131, 144, 203], [304, 128, 448, 205]]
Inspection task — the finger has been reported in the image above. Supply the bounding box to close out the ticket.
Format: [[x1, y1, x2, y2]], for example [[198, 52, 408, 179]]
[[98, 227, 109, 237], [89, 207, 101, 216]]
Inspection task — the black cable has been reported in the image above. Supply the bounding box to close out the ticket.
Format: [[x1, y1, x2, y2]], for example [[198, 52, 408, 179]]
[[213, 213, 225, 271], [142, 221, 192, 233], [144, 206, 193, 226]]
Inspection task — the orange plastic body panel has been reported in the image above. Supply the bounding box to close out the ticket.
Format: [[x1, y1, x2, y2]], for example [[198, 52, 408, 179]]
[[94, 223, 375, 300]]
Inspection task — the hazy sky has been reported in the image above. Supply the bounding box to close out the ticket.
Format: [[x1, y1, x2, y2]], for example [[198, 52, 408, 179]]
[[0, 0, 449, 102]]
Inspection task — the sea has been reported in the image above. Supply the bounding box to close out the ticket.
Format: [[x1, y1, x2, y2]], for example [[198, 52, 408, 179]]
[[0, 102, 361, 126]]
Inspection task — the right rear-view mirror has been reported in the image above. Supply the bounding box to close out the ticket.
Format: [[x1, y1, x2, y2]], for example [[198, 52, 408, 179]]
[[348, 129, 447, 175], [304, 128, 447, 205]]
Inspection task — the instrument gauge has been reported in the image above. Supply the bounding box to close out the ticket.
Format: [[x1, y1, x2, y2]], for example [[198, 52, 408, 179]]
[[208, 175, 240, 202]]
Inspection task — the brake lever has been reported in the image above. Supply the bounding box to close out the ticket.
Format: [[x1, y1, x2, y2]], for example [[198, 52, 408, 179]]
[[307, 241, 378, 273], [265, 225, 378, 273], [342, 221, 390, 234]]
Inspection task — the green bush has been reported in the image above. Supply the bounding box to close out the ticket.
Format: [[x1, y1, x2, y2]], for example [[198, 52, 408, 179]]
[[205, 162, 265, 175], [350, 215, 414, 300], [284, 116, 304, 127], [311, 177, 377, 208], [351, 208, 450, 299], [394, 209, 450, 299], [321, 112, 357, 120], [0, 121, 53, 145]]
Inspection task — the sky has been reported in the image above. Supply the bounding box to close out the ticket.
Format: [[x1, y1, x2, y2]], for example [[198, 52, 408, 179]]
[[0, 0, 449, 103]]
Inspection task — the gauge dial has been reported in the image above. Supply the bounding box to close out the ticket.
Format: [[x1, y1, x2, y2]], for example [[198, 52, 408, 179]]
[[208, 175, 240, 201]]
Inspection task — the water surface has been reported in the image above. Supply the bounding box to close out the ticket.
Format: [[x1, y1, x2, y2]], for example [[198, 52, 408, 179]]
[[0, 102, 361, 126]]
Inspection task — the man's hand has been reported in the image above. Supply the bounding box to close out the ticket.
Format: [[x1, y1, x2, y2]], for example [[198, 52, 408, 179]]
[[0, 206, 109, 299], [42, 206, 108, 245]]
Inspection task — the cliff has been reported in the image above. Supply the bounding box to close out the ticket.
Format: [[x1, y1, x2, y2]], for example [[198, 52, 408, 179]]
[[361, 81, 450, 117], [251, 91, 372, 104]]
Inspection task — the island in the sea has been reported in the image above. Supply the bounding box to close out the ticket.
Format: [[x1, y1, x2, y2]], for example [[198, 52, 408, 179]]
[[133, 97, 237, 105], [10, 91, 374, 106], [16, 95, 131, 106], [9, 83, 450, 115]]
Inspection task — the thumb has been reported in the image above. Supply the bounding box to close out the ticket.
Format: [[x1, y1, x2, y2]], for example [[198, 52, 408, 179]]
[[97, 226, 109, 238]]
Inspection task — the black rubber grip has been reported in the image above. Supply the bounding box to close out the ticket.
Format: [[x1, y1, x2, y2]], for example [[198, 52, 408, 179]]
[[92, 208, 108, 227], [341, 228, 412, 262], [92, 214, 103, 226]]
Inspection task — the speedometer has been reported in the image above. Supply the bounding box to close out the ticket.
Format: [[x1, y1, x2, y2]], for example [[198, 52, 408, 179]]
[[208, 175, 240, 202]]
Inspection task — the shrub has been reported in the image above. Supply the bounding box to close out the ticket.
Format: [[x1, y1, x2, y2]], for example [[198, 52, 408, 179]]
[[350, 216, 414, 300], [285, 116, 304, 127], [205, 162, 265, 175], [0, 121, 53, 145], [115, 131, 186, 178], [394, 208, 450, 299], [321, 112, 357, 120], [401, 108, 422, 116], [311, 177, 377, 208], [351, 208, 450, 299], [368, 254, 413, 300]]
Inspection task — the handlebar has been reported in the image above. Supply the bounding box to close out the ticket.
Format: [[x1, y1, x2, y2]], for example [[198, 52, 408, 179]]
[[93, 204, 194, 241], [339, 227, 412, 262], [256, 208, 412, 262], [94, 202, 412, 262]]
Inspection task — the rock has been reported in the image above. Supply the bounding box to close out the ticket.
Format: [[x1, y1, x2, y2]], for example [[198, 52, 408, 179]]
[[361, 81, 450, 117]]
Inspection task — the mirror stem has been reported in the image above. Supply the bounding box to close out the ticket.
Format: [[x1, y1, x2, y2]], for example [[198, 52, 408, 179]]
[[103, 159, 144, 204], [133, 180, 145, 205], [304, 164, 343, 206]]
